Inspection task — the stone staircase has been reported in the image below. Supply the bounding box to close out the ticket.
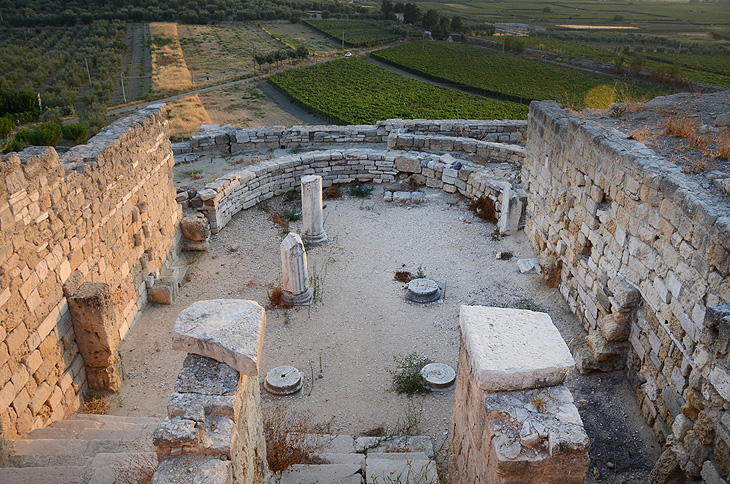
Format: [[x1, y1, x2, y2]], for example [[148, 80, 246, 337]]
[[0, 413, 159, 484], [280, 434, 439, 484]]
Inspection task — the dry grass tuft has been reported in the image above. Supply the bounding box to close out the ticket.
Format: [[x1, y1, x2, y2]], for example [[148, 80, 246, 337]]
[[111, 442, 157, 484], [663, 116, 699, 139], [82, 393, 110, 415], [324, 186, 342, 199], [394, 271, 413, 283], [717, 128, 730, 160], [468, 196, 498, 223], [627, 127, 652, 143], [263, 405, 321, 473], [268, 287, 292, 309], [268, 212, 289, 228]]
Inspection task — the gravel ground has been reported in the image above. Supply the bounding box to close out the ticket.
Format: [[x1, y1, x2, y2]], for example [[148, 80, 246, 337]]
[[110, 186, 660, 482]]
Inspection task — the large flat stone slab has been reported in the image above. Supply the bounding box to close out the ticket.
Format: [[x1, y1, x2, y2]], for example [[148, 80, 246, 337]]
[[172, 300, 266, 376], [460, 306, 574, 391]]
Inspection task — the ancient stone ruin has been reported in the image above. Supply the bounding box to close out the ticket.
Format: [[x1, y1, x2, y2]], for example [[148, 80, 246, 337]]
[[1, 92, 729, 483]]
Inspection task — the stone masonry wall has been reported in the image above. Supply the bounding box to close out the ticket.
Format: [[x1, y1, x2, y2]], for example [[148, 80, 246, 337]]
[[523, 100, 730, 481], [387, 133, 525, 165], [192, 149, 521, 234], [0, 105, 181, 440], [185, 119, 526, 153]]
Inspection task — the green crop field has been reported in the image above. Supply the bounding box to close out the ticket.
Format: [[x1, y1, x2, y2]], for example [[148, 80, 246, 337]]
[[269, 58, 529, 124], [303, 20, 400, 47], [372, 41, 665, 108], [401, 0, 730, 26]]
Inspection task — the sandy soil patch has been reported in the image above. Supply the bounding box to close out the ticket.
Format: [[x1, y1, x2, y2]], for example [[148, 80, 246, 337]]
[[199, 84, 303, 128], [109, 185, 660, 482]]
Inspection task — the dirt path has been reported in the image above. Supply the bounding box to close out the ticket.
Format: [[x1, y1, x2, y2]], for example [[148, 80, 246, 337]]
[[110, 186, 659, 483]]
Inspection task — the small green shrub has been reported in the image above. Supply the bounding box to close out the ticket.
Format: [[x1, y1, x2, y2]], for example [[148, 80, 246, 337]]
[[2, 136, 24, 154], [282, 204, 302, 222], [62, 123, 89, 144], [389, 352, 431, 395], [348, 182, 374, 198], [28, 122, 62, 147], [0, 117, 13, 138], [414, 265, 427, 279], [514, 299, 546, 312]]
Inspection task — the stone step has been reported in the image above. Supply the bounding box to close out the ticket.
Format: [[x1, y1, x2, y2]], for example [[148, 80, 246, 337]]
[[309, 453, 365, 467], [71, 413, 160, 426], [365, 454, 438, 484], [26, 425, 156, 441], [88, 452, 158, 484], [52, 417, 156, 431], [0, 466, 91, 484], [281, 463, 364, 484], [301, 434, 356, 454], [354, 436, 434, 457], [13, 438, 154, 457]]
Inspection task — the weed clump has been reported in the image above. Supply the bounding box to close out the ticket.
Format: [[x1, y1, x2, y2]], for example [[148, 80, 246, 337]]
[[324, 186, 342, 199], [268, 287, 292, 309], [82, 392, 110, 415], [263, 405, 321, 473], [282, 204, 302, 222], [389, 353, 432, 395], [348, 182, 374, 198], [468, 196, 497, 223], [514, 299, 546, 313], [268, 212, 288, 228], [394, 271, 413, 283]]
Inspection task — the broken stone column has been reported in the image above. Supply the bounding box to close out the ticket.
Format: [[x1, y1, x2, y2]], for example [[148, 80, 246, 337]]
[[448, 306, 589, 484], [300, 175, 328, 246], [67, 282, 122, 391], [497, 185, 525, 235], [280, 233, 313, 306], [180, 213, 211, 251], [154, 299, 269, 484]]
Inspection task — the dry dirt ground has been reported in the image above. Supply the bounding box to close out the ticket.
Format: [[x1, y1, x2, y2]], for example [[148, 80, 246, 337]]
[[108, 183, 661, 482]]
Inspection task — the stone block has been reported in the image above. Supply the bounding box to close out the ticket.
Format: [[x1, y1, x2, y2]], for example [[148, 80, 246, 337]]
[[395, 156, 421, 173], [67, 282, 121, 391], [598, 314, 630, 342], [153, 454, 231, 484], [459, 306, 575, 391], [181, 214, 210, 242], [172, 300, 265, 376]]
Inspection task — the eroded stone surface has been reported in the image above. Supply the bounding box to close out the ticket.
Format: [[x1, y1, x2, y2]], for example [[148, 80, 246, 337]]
[[460, 306, 575, 391], [264, 365, 303, 395], [420, 363, 456, 391], [175, 354, 240, 395], [152, 454, 231, 484], [172, 300, 266, 376], [405, 278, 441, 303]]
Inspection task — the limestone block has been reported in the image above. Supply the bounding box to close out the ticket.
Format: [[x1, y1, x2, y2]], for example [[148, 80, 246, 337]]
[[608, 276, 641, 308], [483, 385, 589, 483], [459, 306, 575, 391], [153, 416, 201, 450], [598, 314, 630, 342], [181, 214, 210, 242], [153, 454, 232, 484], [67, 282, 122, 391], [148, 276, 179, 305], [395, 156, 421, 173], [172, 300, 266, 376], [585, 329, 621, 363]]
